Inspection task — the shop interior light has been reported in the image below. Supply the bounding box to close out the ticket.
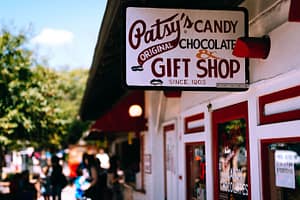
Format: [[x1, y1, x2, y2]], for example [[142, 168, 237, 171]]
[[129, 104, 143, 117]]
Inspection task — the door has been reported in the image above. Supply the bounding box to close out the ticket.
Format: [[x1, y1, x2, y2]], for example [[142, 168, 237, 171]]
[[261, 137, 300, 200], [212, 101, 250, 200], [186, 142, 206, 200], [164, 123, 177, 200]]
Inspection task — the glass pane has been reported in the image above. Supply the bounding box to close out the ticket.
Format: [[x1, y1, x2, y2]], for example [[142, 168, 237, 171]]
[[218, 119, 248, 200], [186, 143, 206, 200], [266, 142, 300, 200]]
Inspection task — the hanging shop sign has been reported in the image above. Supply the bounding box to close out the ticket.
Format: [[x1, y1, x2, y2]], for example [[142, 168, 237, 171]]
[[125, 6, 248, 91]]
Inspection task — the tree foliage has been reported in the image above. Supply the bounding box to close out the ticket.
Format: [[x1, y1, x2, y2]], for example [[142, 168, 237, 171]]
[[0, 29, 90, 150], [55, 69, 91, 147]]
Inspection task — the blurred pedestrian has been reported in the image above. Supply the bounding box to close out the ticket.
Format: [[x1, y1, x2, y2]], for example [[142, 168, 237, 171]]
[[77, 152, 90, 178], [96, 157, 109, 199], [83, 154, 100, 200], [40, 164, 51, 200], [8, 170, 37, 200], [96, 148, 110, 170], [108, 155, 124, 200], [50, 155, 66, 200], [8, 173, 21, 199], [74, 166, 90, 200]]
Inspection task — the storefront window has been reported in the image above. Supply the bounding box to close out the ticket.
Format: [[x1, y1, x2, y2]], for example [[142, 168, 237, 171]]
[[218, 119, 248, 200], [186, 143, 206, 200], [262, 140, 300, 200]]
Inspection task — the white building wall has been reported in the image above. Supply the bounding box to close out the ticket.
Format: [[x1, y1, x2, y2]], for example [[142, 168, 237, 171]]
[[247, 69, 300, 199], [179, 104, 214, 200], [141, 0, 300, 199], [143, 91, 181, 200], [144, 91, 162, 200]]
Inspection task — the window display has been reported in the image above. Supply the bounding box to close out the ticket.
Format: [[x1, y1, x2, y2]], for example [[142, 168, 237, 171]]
[[218, 119, 248, 199]]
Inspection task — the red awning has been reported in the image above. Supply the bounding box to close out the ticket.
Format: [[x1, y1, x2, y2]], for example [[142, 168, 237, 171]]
[[90, 90, 147, 133]]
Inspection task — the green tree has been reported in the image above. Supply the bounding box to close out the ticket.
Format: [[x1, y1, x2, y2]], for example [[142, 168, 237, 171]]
[[0, 29, 90, 150], [55, 69, 91, 147], [0, 29, 35, 146]]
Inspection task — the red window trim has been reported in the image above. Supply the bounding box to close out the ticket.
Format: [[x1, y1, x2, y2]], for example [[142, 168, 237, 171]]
[[259, 85, 300, 125], [163, 123, 175, 132], [184, 112, 205, 134], [212, 101, 251, 200]]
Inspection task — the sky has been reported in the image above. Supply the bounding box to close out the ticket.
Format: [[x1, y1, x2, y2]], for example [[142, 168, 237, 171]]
[[0, 0, 107, 70]]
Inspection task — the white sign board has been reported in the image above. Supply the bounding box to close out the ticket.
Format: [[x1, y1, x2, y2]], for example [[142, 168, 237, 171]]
[[125, 7, 248, 90], [275, 150, 296, 189]]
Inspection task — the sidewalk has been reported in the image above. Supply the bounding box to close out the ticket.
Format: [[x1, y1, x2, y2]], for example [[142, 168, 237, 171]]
[[37, 184, 76, 200]]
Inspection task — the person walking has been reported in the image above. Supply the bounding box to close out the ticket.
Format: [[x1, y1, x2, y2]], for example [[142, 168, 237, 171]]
[[40, 164, 52, 200], [96, 148, 110, 170], [96, 157, 109, 200], [74, 166, 90, 200], [50, 155, 66, 200], [108, 155, 124, 200], [8, 170, 37, 200], [83, 154, 100, 200]]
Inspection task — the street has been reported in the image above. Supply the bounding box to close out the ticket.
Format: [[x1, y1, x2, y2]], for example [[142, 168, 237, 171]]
[[37, 184, 76, 200]]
